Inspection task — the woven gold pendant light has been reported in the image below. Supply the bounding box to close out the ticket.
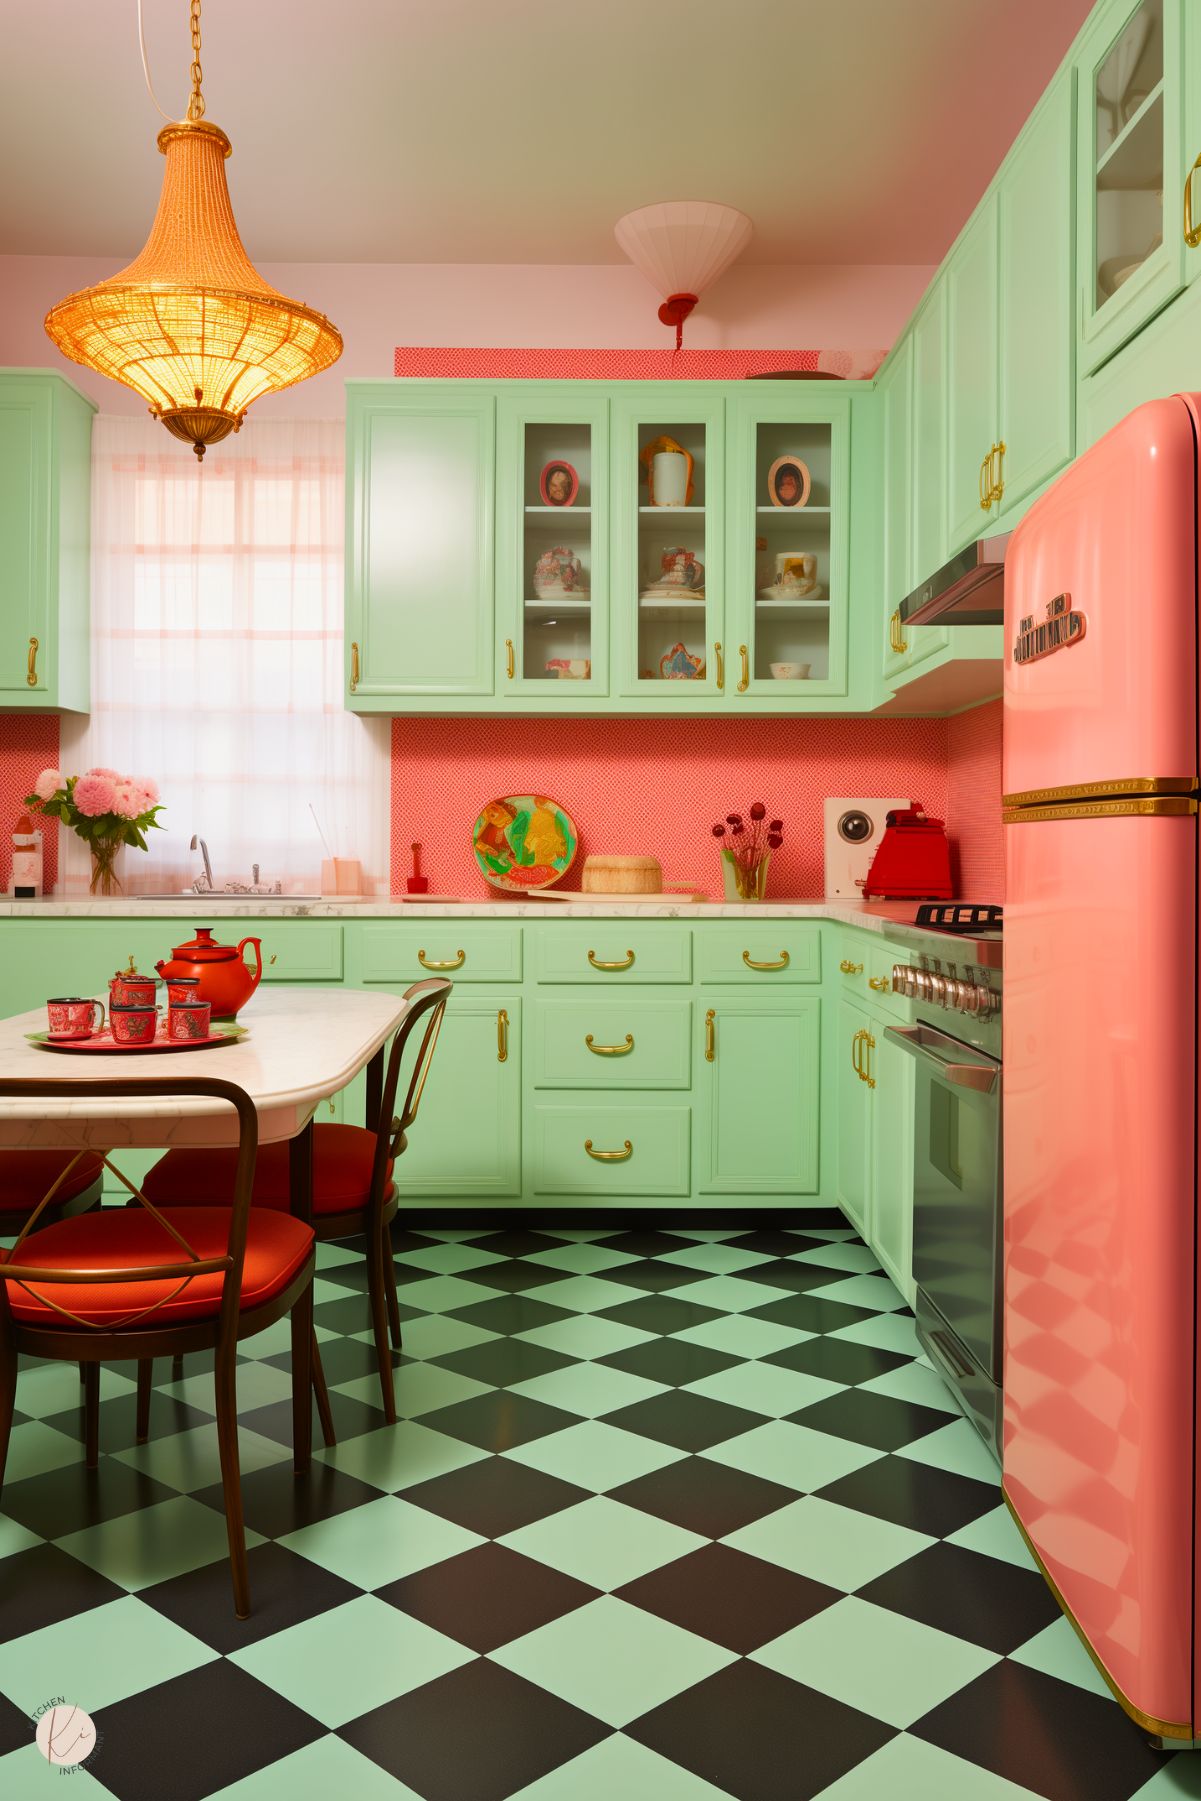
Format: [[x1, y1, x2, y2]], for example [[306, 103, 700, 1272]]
[[44, 0, 341, 458]]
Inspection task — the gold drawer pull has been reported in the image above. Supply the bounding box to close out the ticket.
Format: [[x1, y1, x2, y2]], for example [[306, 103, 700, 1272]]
[[419, 948, 465, 970], [991, 440, 1005, 506], [889, 609, 907, 656], [588, 949, 635, 970], [26, 636, 38, 687], [863, 1028, 876, 1089], [349, 640, 360, 693], [839, 958, 863, 975], [979, 449, 993, 513], [584, 1139, 632, 1162], [1186, 151, 1201, 248], [497, 1008, 509, 1063], [586, 1033, 634, 1056], [868, 975, 890, 992], [268, 954, 277, 965], [505, 638, 515, 680], [714, 641, 724, 691], [852, 1027, 865, 1081], [742, 949, 790, 971], [704, 1008, 715, 1062], [737, 644, 750, 693]]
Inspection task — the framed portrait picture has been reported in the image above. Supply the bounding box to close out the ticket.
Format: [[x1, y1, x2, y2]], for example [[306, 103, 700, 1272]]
[[540, 460, 580, 507], [767, 455, 812, 509]]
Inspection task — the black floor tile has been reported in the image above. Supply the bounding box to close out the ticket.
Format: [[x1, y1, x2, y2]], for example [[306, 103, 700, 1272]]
[[747, 1293, 875, 1334], [789, 1388, 953, 1452], [41, 1391, 213, 1453], [604, 1389, 762, 1453], [0, 1544, 124, 1643], [598, 1335, 740, 1387], [595, 1229, 700, 1258], [386, 1229, 441, 1254], [0, 1457, 176, 1539], [263, 1335, 401, 1388], [313, 1293, 409, 1336], [447, 1293, 573, 1336], [598, 1293, 723, 1336], [763, 1336, 911, 1385], [93, 1660, 323, 1801], [418, 1390, 579, 1452], [239, 1389, 385, 1447], [138, 1542, 362, 1651], [463, 1227, 571, 1257], [0, 1692, 31, 1759], [608, 1260, 712, 1293], [911, 1660, 1166, 1801], [340, 1658, 609, 1801], [431, 1336, 573, 1388], [379, 1541, 598, 1652], [628, 1659, 895, 1801], [313, 1260, 372, 1292], [402, 1454, 589, 1538], [858, 1540, 1061, 1653], [617, 1543, 842, 1653], [458, 1258, 574, 1294], [817, 1454, 999, 1538], [736, 1260, 854, 1294], [608, 1455, 795, 1538], [194, 1460, 384, 1538], [726, 1228, 827, 1256]]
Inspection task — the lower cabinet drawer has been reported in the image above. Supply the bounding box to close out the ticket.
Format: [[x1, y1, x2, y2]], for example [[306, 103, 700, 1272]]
[[696, 925, 820, 983], [532, 1100, 691, 1196], [256, 922, 344, 982], [359, 923, 522, 984], [532, 998, 692, 1089], [535, 925, 691, 984]]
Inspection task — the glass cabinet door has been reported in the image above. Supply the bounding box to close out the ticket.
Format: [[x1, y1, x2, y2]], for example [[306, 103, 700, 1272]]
[[497, 394, 607, 695], [727, 391, 850, 699], [611, 391, 724, 698]]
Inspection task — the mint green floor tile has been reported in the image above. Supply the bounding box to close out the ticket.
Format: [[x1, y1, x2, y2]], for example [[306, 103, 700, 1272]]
[[684, 1360, 843, 1419], [333, 1362, 492, 1417], [280, 1495, 483, 1588], [790, 1242, 883, 1274], [1008, 1615, 1112, 1698], [205, 1732, 425, 1800], [673, 1316, 814, 1359], [229, 1594, 473, 1729], [532, 1228, 612, 1243], [396, 1242, 507, 1274], [4, 1421, 81, 1483], [15, 1362, 136, 1419], [1132, 1756, 1201, 1797], [505, 1420, 686, 1492], [0, 1516, 43, 1560], [664, 1274, 792, 1313], [514, 1316, 656, 1361], [0, 1742, 109, 1796], [701, 1421, 882, 1494], [492, 1595, 735, 1728], [58, 1496, 264, 1591], [387, 1273, 503, 1313], [856, 1359, 959, 1413], [238, 1318, 337, 1359], [509, 1731, 735, 1800], [752, 1595, 998, 1728], [510, 1362, 666, 1418], [524, 1241, 642, 1275], [533, 1274, 647, 1314], [316, 1419, 488, 1492], [798, 1227, 857, 1242], [415, 1227, 486, 1242], [165, 1359, 294, 1415], [805, 1274, 906, 1312], [826, 1312, 922, 1356], [500, 1496, 705, 1590], [896, 1418, 1000, 1484], [945, 1504, 1038, 1570], [0, 1595, 214, 1713], [725, 1497, 934, 1591], [658, 1242, 773, 1275], [663, 1229, 741, 1243], [315, 1242, 361, 1269], [384, 1314, 498, 1361], [312, 1276, 359, 1306], [809, 1731, 1047, 1801], [112, 1423, 290, 1492]]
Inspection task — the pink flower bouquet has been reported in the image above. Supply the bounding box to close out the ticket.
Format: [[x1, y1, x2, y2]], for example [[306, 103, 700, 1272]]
[[25, 767, 164, 895]]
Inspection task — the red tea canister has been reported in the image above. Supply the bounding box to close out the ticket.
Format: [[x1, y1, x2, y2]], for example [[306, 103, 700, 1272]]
[[109, 957, 159, 1009]]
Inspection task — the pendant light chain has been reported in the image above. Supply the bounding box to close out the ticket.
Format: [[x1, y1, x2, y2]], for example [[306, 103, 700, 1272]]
[[187, 0, 205, 121]]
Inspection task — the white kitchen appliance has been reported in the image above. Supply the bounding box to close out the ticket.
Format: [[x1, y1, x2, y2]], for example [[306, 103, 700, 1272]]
[[823, 797, 909, 897]]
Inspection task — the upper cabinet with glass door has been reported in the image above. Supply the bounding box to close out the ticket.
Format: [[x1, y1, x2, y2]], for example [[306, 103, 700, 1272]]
[[1077, 0, 1185, 374]]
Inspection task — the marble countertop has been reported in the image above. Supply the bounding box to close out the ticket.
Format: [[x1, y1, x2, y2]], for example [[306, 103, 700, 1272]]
[[0, 896, 924, 935]]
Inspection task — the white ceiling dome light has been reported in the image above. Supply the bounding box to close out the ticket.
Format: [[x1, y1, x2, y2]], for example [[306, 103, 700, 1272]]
[[615, 201, 754, 349]]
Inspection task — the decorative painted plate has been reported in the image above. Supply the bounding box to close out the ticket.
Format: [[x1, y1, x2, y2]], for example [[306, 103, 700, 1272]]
[[473, 795, 578, 893]]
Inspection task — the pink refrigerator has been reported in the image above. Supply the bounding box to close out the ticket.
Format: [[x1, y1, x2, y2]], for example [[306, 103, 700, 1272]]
[[1003, 393, 1201, 1746]]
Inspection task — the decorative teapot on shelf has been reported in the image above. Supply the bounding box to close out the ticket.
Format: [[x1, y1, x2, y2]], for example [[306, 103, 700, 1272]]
[[155, 926, 264, 1019]]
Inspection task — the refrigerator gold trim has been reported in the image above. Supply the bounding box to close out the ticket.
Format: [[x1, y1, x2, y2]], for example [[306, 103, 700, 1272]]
[[1003, 797, 1199, 824], [1002, 777, 1198, 808], [1002, 1488, 1192, 1740]]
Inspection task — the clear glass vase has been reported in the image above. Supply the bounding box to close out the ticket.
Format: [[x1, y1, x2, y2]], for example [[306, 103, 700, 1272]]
[[89, 839, 122, 897], [721, 848, 770, 902]]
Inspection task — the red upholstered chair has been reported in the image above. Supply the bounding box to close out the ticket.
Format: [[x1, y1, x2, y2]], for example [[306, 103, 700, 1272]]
[[0, 1076, 317, 1620], [0, 1150, 105, 1224], [141, 978, 452, 1424]]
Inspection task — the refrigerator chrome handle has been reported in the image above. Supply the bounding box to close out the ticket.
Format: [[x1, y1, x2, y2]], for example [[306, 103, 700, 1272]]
[[884, 1024, 1000, 1094]]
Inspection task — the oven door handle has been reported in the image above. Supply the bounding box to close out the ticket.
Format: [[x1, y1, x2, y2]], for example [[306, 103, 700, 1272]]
[[883, 1024, 1000, 1094]]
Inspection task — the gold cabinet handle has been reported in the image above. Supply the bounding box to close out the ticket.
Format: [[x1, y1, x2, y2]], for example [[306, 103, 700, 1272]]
[[742, 949, 790, 971], [991, 441, 1005, 506], [26, 637, 38, 687], [979, 448, 995, 512], [852, 1027, 865, 1081], [889, 609, 908, 656], [497, 1007, 509, 1063], [419, 948, 465, 970], [704, 1008, 715, 1062], [586, 1033, 634, 1057], [584, 1138, 633, 1162], [505, 638, 515, 680], [268, 954, 277, 965], [588, 948, 635, 970], [1185, 152, 1201, 248], [714, 641, 724, 691], [868, 975, 890, 993], [863, 1029, 876, 1089], [737, 644, 750, 693], [349, 640, 360, 693], [327, 1098, 337, 1116], [839, 958, 863, 975]]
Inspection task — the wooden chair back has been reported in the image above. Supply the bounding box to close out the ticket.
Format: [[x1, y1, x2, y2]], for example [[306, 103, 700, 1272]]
[[365, 979, 451, 1203]]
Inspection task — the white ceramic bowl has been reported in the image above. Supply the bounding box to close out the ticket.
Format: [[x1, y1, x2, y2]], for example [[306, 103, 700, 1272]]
[[770, 661, 811, 680]]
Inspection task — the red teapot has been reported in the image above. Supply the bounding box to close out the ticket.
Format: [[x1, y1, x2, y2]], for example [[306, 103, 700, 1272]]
[[155, 927, 263, 1020]]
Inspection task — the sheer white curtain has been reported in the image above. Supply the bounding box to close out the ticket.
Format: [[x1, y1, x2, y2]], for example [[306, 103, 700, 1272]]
[[61, 415, 389, 895]]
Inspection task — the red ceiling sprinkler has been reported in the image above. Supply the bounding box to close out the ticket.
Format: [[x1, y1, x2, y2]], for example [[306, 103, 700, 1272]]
[[615, 202, 753, 351]]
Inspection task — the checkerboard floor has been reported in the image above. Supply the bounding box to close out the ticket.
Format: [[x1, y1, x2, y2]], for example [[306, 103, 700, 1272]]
[[0, 1213, 1190, 1801]]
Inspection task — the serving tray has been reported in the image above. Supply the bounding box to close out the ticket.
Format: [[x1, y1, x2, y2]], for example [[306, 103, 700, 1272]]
[[27, 1027, 246, 1055]]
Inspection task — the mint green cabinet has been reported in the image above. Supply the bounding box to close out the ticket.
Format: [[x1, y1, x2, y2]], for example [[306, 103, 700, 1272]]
[[0, 371, 94, 713], [880, 334, 913, 686], [395, 993, 522, 1199], [946, 196, 1001, 553], [345, 385, 495, 707], [867, 1016, 915, 1303], [836, 997, 871, 1237], [698, 995, 821, 1195], [911, 287, 949, 599]]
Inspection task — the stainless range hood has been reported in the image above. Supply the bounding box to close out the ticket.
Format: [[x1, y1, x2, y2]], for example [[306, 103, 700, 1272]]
[[898, 533, 1011, 627]]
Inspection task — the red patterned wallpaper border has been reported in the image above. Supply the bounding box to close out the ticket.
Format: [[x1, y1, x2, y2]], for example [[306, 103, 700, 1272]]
[[393, 348, 886, 381]]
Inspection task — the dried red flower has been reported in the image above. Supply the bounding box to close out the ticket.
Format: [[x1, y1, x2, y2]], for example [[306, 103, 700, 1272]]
[[712, 823, 726, 837], [767, 832, 783, 850], [749, 802, 766, 821], [769, 819, 783, 833], [726, 814, 742, 827]]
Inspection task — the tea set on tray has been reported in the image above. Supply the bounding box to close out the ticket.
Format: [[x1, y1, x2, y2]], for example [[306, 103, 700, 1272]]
[[34, 927, 264, 1054]]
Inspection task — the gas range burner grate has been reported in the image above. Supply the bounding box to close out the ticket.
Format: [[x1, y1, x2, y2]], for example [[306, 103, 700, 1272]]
[[914, 902, 1004, 933]]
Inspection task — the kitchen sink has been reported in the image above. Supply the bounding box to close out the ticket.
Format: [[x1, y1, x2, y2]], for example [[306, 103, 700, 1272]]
[[134, 892, 322, 903]]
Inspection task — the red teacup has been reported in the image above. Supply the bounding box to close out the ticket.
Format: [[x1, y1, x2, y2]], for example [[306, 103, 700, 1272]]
[[109, 971, 158, 1008], [110, 1004, 158, 1046], [167, 1000, 212, 1042], [47, 997, 105, 1040], [165, 976, 201, 1007]]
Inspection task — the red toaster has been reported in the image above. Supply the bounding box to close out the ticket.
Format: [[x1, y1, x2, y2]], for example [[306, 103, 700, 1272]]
[[861, 804, 953, 900]]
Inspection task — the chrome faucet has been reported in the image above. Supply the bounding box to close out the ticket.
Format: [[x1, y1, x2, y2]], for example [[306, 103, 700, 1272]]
[[190, 834, 214, 891]]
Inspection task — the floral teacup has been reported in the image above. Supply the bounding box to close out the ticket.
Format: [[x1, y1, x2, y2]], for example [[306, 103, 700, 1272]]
[[47, 997, 105, 1040], [167, 1001, 212, 1041], [110, 1004, 158, 1046]]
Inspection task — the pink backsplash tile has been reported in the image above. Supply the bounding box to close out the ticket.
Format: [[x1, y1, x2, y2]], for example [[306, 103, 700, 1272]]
[[0, 714, 60, 892], [947, 698, 1005, 899]]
